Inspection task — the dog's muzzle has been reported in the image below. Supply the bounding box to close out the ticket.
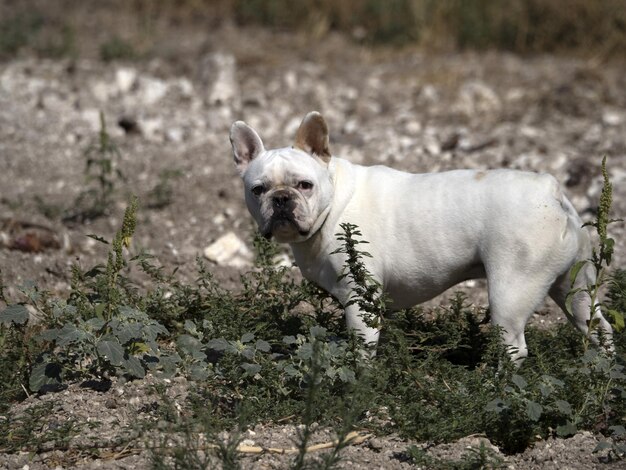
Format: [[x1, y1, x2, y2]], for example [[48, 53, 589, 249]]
[[262, 190, 308, 239]]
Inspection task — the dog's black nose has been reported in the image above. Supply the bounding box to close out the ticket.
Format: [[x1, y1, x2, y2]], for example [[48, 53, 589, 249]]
[[272, 192, 290, 209]]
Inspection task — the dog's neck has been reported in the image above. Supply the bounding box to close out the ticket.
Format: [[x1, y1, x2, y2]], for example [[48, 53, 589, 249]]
[[290, 157, 356, 273]]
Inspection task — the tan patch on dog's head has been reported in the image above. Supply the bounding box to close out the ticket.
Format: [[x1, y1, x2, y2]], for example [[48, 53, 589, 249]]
[[294, 111, 331, 163], [474, 171, 487, 181]]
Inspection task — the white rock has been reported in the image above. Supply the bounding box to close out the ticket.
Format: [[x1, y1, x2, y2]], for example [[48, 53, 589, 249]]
[[343, 119, 359, 134], [138, 77, 168, 106], [39, 91, 71, 113], [602, 110, 623, 126], [399, 135, 415, 151], [81, 108, 102, 132], [204, 232, 252, 268], [420, 84, 439, 103], [272, 253, 293, 268], [404, 120, 422, 135], [175, 78, 194, 97], [284, 71, 298, 90], [207, 53, 239, 106], [457, 81, 501, 116], [115, 68, 137, 93], [586, 176, 605, 200], [212, 213, 226, 226], [138, 117, 164, 140], [548, 153, 568, 172], [91, 80, 116, 102], [165, 127, 184, 143]]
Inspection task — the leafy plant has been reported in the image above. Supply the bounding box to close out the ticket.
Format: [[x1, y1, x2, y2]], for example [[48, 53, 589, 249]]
[[28, 197, 174, 390], [594, 425, 626, 461], [0, 303, 36, 407], [607, 268, 626, 321], [567, 156, 624, 341], [332, 222, 387, 329]]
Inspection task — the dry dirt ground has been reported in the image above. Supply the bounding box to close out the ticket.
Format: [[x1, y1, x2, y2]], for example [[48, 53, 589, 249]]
[[1, 25, 625, 469]]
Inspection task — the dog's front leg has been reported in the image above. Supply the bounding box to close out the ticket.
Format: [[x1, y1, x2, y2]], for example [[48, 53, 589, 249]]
[[345, 304, 381, 354]]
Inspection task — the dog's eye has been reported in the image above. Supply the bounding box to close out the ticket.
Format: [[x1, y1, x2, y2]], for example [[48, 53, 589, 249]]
[[251, 185, 266, 196], [297, 181, 314, 191]]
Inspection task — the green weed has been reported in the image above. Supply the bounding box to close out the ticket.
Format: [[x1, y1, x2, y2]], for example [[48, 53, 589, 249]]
[[0, 402, 79, 453], [145, 169, 183, 209], [100, 35, 137, 62], [26, 197, 176, 390], [567, 156, 625, 342], [0, 11, 44, 58], [407, 440, 505, 469], [64, 111, 126, 223], [332, 222, 387, 329]]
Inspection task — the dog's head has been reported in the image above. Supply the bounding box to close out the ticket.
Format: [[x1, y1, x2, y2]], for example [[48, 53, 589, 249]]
[[229, 112, 334, 243]]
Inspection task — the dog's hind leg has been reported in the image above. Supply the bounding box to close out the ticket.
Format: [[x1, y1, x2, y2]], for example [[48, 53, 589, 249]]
[[549, 264, 614, 347], [487, 271, 555, 364], [548, 195, 614, 348]]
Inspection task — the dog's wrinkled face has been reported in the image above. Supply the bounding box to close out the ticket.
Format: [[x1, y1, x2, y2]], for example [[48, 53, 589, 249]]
[[230, 112, 334, 243], [243, 148, 333, 242]]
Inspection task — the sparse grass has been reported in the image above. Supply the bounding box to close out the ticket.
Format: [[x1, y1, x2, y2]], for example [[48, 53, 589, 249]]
[[407, 441, 505, 469], [145, 169, 183, 210], [0, 402, 79, 453], [0, 160, 624, 466], [0, 8, 75, 60], [64, 112, 126, 223], [100, 35, 137, 62]]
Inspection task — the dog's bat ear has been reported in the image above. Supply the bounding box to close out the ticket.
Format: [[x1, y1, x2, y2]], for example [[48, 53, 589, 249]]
[[294, 111, 331, 163], [230, 121, 265, 175]]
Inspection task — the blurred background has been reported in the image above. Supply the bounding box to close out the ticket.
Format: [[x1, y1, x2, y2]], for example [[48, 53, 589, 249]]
[[1, 0, 625, 293], [1, 0, 626, 61]]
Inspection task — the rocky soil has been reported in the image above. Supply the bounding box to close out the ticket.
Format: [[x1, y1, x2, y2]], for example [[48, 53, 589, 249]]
[[1, 25, 625, 469]]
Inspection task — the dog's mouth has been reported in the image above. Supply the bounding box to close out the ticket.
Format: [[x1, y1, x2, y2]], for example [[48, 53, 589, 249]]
[[262, 215, 309, 240]]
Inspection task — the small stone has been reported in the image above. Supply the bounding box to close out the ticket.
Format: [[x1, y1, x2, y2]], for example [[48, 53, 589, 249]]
[[81, 108, 102, 132], [175, 78, 194, 97], [272, 253, 293, 268], [204, 232, 252, 268], [284, 71, 297, 90], [138, 117, 163, 140], [116, 68, 137, 94], [105, 398, 117, 409], [91, 80, 115, 102], [368, 437, 384, 451], [138, 77, 168, 106], [165, 127, 184, 143], [206, 53, 239, 106], [602, 110, 623, 126], [212, 213, 226, 226], [457, 81, 501, 116]]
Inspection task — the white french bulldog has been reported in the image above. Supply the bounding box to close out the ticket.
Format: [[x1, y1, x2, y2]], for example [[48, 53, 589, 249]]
[[229, 111, 613, 362]]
